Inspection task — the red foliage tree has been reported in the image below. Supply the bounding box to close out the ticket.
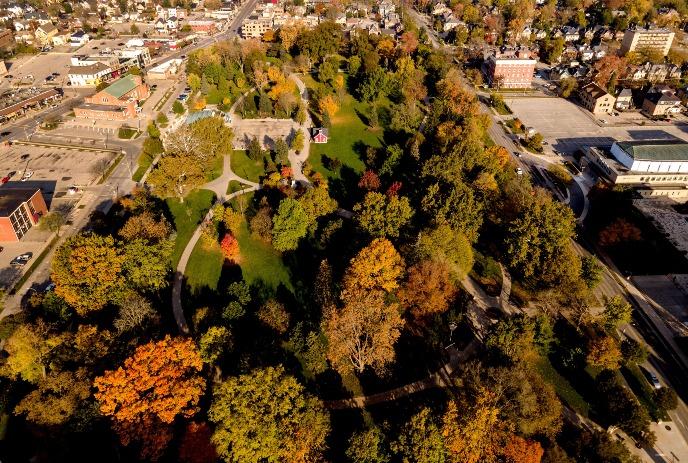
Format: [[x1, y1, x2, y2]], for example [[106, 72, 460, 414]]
[[281, 166, 293, 178], [502, 435, 544, 463], [179, 422, 218, 463], [358, 170, 381, 191], [386, 181, 402, 197], [220, 233, 240, 261]]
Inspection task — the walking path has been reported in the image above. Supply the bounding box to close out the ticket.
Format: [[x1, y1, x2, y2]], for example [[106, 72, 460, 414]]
[[171, 154, 260, 333]]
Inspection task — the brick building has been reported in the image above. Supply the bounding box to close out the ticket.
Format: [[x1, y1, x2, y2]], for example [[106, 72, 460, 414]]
[[483, 48, 537, 89], [0, 187, 48, 242], [74, 74, 149, 121]]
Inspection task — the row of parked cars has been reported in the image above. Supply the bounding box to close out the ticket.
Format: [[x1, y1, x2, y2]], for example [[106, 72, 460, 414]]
[[1, 170, 34, 184]]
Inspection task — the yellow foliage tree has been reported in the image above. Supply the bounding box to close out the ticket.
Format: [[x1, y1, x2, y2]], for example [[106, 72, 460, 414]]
[[318, 94, 340, 119], [342, 238, 405, 298]]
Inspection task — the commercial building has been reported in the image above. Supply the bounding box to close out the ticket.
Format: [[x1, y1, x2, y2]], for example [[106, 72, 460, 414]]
[[147, 58, 182, 79], [68, 62, 112, 86], [482, 48, 537, 89], [578, 82, 616, 114], [0, 187, 48, 242], [0, 88, 61, 122], [241, 15, 273, 38], [74, 74, 149, 121], [620, 27, 674, 56]]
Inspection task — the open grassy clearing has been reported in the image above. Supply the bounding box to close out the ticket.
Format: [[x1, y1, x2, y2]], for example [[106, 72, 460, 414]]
[[230, 149, 266, 183], [166, 189, 216, 268], [235, 219, 293, 293], [185, 237, 224, 294]]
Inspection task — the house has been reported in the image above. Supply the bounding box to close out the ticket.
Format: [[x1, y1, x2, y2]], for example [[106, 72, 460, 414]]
[[642, 86, 681, 117], [70, 30, 90, 47], [34, 23, 57, 44], [578, 82, 616, 114], [68, 62, 112, 86], [51, 32, 71, 46], [0, 186, 48, 242], [0, 28, 15, 49], [74, 74, 149, 121], [166, 16, 177, 30], [615, 88, 633, 110], [483, 48, 537, 89], [188, 20, 217, 34], [311, 127, 328, 143], [561, 26, 581, 42]]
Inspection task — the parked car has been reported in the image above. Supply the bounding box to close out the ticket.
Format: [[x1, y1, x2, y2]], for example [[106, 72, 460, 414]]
[[67, 186, 80, 195], [647, 371, 661, 390], [52, 72, 60, 76], [1, 131, 11, 137], [3, 74, 12, 79], [117, 42, 125, 46], [0, 246, 3, 253], [514, 151, 522, 158], [21, 170, 34, 181], [516, 167, 523, 175], [1, 176, 10, 184], [10, 252, 33, 266]]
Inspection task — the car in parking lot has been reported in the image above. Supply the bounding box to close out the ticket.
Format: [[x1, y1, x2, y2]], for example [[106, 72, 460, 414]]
[[177, 94, 189, 101], [647, 371, 661, 389], [516, 167, 523, 175], [1, 176, 10, 184], [21, 171, 34, 181], [10, 252, 33, 266], [118, 42, 125, 46], [1, 131, 10, 137], [4, 74, 12, 79]]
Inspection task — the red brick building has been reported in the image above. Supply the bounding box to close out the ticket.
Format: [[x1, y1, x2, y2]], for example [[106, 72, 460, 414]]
[[74, 74, 149, 121], [483, 48, 537, 89], [0, 187, 48, 241]]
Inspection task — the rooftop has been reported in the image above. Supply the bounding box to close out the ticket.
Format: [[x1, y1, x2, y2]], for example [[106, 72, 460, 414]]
[[102, 75, 139, 99], [68, 62, 110, 75], [617, 140, 688, 162], [0, 187, 40, 216]]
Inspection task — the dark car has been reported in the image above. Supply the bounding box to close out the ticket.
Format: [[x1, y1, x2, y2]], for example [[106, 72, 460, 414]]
[[118, 42, 125, 46], [0, 246, 3, 253], [10, 252, 33, 266], [4, 74, 12, 78], [1, 131, 10, 137]]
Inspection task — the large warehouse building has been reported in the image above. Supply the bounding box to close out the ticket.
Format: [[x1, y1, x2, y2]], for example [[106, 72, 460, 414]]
[[610, 140, 688, 173]]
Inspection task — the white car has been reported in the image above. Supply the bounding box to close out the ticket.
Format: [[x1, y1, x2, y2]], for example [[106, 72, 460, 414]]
[[516, 167, 523, 175], [21, 170, 34, 181], [67, 186, 80, 195]]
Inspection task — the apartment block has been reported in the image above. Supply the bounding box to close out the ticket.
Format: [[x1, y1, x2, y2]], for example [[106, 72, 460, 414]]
[[620, 27, 675, 56]]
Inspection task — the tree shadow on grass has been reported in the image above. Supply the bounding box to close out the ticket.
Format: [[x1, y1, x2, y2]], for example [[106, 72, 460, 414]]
[[328, 166, 361, 209]]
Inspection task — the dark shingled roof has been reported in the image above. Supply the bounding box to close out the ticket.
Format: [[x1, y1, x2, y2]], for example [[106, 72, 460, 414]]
[[0, 188, 39, 216]]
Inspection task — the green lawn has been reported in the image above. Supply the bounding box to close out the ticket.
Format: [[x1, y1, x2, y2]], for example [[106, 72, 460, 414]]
[[227, 179, 249, 195], [301, 74, 382, 180], [166, 189, 216, 267], [534, 354, 591, 417], [230, 150, 266, 183], [185, 237, 224, 294], [235, 220, 293, 293], [205, 155, 224, 182]]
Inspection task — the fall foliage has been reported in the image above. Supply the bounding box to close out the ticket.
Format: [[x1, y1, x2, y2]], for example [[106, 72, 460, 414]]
[[342, 238, 405, 297], [220, 233, 240, 261], [398, 260, 457, 319], [502, 435, 544, 463]]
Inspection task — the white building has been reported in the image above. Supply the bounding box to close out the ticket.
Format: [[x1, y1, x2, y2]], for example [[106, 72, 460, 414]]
[[611, 140, 688, 173], [70, 31, 90, 47], [620, 27, 675, 56], [68, 62, 112, 86]]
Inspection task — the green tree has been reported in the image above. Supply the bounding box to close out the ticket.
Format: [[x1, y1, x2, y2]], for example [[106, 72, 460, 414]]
[[486, 315, 537, 364], [173, 100, 186, 115], [147, 154, 205, 201], [274, 137, 289, 165], [223, 281, 251, 321], [259, 91, 272, 116], [13, 369, 90, 425], [0, 321, 64, 383], [526, 133, 544, 152], [298, 185, 337, 231], [248, 136, 263, 161], [347, 427, 390, 463], [272, 198, 309, 251], [391, 407, 446, 463], [122, 238, 173, 291], [187, 73, 201, 92], [130, 23, 140, 34], [353, 192, 414, 238], [601, 295, 632, 331], [39, 210, 68, 236], [620, 338, 648, 365], [199, 326, 232, 364], [421, 181, 483, 242], [156, 112, 169, 125], [209, 365, 330, 463], [654, 387, 678, 412], [581, 255, 603, 290], [559, 77, 578, 98], [415, 224, 474, 279], [291, 130, 305, 152], [348, 55, 361, 75]]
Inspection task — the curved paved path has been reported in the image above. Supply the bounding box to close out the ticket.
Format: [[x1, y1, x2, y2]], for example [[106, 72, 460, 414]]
[[171, 154, 260, 333]]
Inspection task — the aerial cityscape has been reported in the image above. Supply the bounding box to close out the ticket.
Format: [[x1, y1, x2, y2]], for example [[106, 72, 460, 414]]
[[0, 0, 687, 460]]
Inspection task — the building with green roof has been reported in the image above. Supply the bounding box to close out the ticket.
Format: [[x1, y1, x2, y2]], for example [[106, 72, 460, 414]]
[[611, 140, 688, 173], [74, 74, 149, 121]]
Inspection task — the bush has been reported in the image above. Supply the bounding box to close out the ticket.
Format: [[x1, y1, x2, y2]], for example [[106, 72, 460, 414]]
[[547, 164, 573, 185]]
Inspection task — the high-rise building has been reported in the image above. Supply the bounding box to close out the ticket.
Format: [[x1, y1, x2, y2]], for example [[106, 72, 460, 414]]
[[620, 27, 675, 56]]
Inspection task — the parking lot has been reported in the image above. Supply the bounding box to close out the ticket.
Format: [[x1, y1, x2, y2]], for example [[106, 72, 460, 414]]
[[505, 97, 688, 154], [0, 227, 53, 290], [232, 119, 299, 150], [0, 143, 116, 190]]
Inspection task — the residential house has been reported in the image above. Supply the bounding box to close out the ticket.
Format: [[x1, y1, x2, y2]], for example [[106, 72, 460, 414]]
[[615, 88, 633, 110], [74, 74, 149, 121], [25, 10, 51, 24], [642, 86, 682, 116], [561, 26, 581, 42], [51, 32, 71, 46], [70, 30, 90, 47], [579, 82, 616, 114], [312, 127, 328, 143], [34, 23, 57, 45]]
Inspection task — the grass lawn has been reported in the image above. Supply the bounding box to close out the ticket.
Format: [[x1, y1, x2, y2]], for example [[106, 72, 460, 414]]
[[235, 219, 293, 293], [227, 179, 249, 195], [230, 150, 266, 183], [205, 155, 224, 182], [534, 354, 591, 417], [301, 74, 382, 180], [166, 189, 216, 268], [185, 237, 224, 294]]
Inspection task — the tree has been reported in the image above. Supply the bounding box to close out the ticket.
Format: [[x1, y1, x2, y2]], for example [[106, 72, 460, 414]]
[[342, 238, 405, 296], [94, 337, 205, 452], [156, 112, 169, 126], [586, 336, 622, 370], [0, 321, 64, 383], [259, 91, 272, 115], [249, 205, 273, 242], [392, 408, 446, 463], [415, 225, 474, 279], [279, 25, 301, 51], [358, 170, 381, 191], [369, 104, 379, 128], [347, 427, 390, 463], [291, 130, 305, 152], [199, 326, 232, 364], [209, 365, 330, 463], [274, 137, 289, 165], [621, 338, 648, 365], [354, 192, 414, 238], [580, 255, 603, 290], [13, 369, 90, 426], [187, 73, 201, 92], [442, 390, 501, 463], [325, 289, 404, 374], [130, 23, 140, 34], [179, 422, 219, 463], [547, 164, 573, 184], [598, 218, 642, 246], [119, 211, 171, 242], [559, 77, 578, 98], [601, 295, 632, 331], [220, 233, 240, 261], [173, 100, 185, 115], [298, 185, 337, 231], [148, 154, 205, 202], [421, 181, 483, 242], [502, 435, 544, 463], [271, 198, 309, 251], [224, 281, 251, 321], [51, 234, 126, 314], [654, 387, 678, 412], [593, 56, 627, 88], [114, 293, 158, 333], [39, 210, 67, 236], [121, 238, 173, 291], [399, 260, 457, 320], [526, 133, 544, 152], [318, 94, 339, 119], [257, 299, 290, 334], [486, 315, 537, 364]]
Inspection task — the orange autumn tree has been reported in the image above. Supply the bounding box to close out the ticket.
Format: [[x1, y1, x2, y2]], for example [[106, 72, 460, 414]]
[[220, 233, 240, 261], [342, 238, 405, 297], [502, 435, 544, 463], [398, 260, 457, 320], [94, 336, 206, 428]]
